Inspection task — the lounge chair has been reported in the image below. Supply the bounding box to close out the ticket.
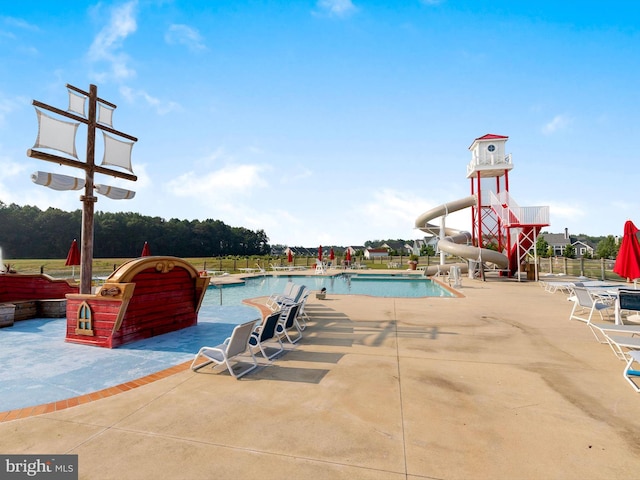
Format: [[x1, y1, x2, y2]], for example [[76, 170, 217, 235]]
[[588, 289, 640, 359], [190, 319, 259, 379], [269, 263, 290, 271], [249, 311, 284, 360], [276, 303, 303, 344], [568, 286, 614, 324], [267, 284, 307, 312], [293, 287, 312, 330], [617, 288, 640, 324], [604, 333, 640, 360], [265, 281, 296, 310], [623, 351, 640, 392]]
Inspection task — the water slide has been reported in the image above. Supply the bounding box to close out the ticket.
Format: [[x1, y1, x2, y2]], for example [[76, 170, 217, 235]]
[[414, 195, 508, 270]]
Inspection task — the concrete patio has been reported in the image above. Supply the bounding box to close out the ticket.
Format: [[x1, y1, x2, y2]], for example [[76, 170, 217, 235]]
[[1, 276, 640, 479]]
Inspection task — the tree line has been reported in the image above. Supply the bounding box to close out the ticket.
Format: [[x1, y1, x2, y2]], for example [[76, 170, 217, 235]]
[[536, 234, 619, 259], [0, 201, 270, 259]]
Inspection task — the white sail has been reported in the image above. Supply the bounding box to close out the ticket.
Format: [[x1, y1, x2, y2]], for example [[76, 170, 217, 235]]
[[31, 171, 85, 191], [101, 132, 134, 172], [95, 184, 136, 200], [67, 89, 86, 117], [97, 103, 114, 127], [33, 109, 80, 159]]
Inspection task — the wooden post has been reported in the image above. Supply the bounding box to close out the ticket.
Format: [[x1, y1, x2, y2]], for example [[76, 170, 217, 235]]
[[80, 84, 97, 294]]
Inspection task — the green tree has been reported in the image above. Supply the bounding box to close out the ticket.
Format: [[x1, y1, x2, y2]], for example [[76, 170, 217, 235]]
[[536, 235, 550, 257], [563, 243, 576, 259], [421, 245, 435, 256], [595, 235, 619, 259]]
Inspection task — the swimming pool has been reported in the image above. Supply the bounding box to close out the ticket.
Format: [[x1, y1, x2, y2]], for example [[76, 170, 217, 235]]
[[203, 273, 452, 308], [1, 273, 452, 412]]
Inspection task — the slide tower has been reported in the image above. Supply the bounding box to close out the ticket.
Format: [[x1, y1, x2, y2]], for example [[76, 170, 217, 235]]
[[416, 134, 550, 279]]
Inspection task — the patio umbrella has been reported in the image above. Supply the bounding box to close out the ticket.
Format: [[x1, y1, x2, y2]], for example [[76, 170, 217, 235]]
[[329, 248, 335, 261], [65, 239, 80, 278], [318, 245, 323, 262], [141, 241, 151, 257], [287, 249, 293, 263], [614, 220, 640, 282], [345, 248, 352, 263]]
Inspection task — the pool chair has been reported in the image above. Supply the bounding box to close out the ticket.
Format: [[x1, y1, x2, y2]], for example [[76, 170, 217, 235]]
[[588, 320, 640, 360], [624, 351, 640, 392], [265, 281, 296, 310], [190, 319, 260, 379], [568, 286, 614, 324], [293, 287, 312, 330], [587, 289, 640, 359], [267, 284, 307, 312], [249, 311, 284, 360], [618, 288, 640, 324], [276, 302, 303, 344], [603, 333, 640, 361], [315, 259, 326, 274]]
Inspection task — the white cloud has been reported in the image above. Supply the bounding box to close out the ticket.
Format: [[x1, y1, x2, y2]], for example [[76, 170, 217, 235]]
[[166, 163, 268, 200], [165, 24, 206, 52], [315, 0, 358, 18], [2, 16, 40, 32], [0, 96, 21, 128], [281, 165, 313, 183], [87, 1, 138, 82], [360, 188, 430, 230], [542, 114, 572, 135], [544, 201, 585, 221], [119, 86, 181, 115]]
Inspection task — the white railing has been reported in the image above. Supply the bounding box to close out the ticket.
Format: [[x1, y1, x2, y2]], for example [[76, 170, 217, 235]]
[[488, 191, 549, 227], [467, 153, 512, 176], [518, 206, 550, 225]]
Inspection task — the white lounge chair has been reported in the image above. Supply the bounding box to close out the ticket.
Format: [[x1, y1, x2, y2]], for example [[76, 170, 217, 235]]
[[190, 319, 259, 379], [265, 281, 295, 310], [276, 303, 303, 344], [617, 288, 640, 324], [588, 289, 640, 359], [568, 286, 614, 324], [267, 284, 307, 312], [605, 334, 640, 360], [623, 351, 640, 392], [249, 311, 284, 360]]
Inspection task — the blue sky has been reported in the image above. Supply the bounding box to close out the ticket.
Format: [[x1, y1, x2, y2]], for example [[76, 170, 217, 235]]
[[1, 0, 639, 247]]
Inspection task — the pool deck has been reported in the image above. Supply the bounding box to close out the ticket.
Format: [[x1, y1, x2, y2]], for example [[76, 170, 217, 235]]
[[2, 274, 640, 479]]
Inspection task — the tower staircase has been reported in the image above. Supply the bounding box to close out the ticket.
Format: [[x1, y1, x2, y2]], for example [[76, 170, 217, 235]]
[[489, 192, 550, 274]]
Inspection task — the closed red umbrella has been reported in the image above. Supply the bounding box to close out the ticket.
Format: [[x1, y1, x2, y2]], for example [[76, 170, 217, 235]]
[[345, 248, 351, 263], [614, 220, 640, 281], [329, 248, 335, 261], [287, 249, 293, 263], [318, 245, 322, 261], [65, 239, 80, 278], [141, 241, 151, 257]]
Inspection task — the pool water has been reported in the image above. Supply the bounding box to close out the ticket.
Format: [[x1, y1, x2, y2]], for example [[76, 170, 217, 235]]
[[202, 273, 453, 307], [1, 273, 451, 412]]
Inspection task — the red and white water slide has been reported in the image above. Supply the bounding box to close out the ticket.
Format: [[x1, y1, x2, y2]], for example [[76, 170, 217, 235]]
[[414, 195, 508, 269]]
